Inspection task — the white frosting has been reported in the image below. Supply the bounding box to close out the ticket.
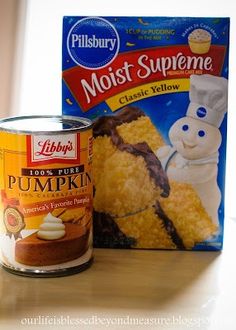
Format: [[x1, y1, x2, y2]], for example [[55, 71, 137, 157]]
[[37, 213, 65, 240]]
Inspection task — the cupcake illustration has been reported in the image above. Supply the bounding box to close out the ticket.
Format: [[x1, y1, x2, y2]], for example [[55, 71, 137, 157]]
[[188, 29, 212, 54]]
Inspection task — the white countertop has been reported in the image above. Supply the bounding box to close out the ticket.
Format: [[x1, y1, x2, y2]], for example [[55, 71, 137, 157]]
[[1, 217, 236, 330]]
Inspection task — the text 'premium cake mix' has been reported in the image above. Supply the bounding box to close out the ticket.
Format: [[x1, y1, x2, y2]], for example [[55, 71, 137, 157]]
[[0, 116, 93, 276], [62, 17, 230, 250]]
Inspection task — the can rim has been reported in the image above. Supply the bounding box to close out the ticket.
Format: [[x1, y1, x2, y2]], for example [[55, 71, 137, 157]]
[[1, 257, 93, 277], [0, 115, 92, 134]]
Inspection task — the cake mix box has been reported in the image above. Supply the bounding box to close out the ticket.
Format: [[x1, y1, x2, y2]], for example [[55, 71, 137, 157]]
[[62, 16, 230, 250]]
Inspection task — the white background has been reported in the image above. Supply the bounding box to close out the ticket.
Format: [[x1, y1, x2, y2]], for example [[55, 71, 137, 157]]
[[13, 0, 236, 217]]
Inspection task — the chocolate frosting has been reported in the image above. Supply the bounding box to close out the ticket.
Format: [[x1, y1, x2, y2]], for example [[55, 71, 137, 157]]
[[118, 141, 170, 197], [93, 204, 185, 249], [154, 201, 185, 250], [93, 106, 145, 138], [93, 211, 136, 248]]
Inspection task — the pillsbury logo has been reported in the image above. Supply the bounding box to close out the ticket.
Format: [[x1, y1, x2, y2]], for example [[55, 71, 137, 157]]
[[196, 107, 207, 118], [67, 17, 120, 69]]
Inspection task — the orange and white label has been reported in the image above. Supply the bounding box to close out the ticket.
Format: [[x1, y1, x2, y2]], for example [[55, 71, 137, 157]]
[[0, 127, 93, 271]]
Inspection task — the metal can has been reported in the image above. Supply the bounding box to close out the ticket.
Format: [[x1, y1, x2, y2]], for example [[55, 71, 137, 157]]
[[0, 115, 93, 277]]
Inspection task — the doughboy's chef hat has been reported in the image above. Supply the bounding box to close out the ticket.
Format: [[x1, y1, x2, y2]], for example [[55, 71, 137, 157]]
[[186, 74, 228, 127]]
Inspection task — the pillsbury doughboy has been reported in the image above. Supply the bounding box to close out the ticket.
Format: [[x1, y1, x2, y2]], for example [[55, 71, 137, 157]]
[[157, 74, 228, 227]]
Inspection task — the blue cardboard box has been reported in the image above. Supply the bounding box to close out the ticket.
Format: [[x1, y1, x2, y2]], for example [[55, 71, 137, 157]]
[[62, 16, 230, 250]]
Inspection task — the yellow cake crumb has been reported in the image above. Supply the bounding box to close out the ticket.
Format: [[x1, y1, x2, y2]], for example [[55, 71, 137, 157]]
[[94, 149, 162, 217], [93, 135, 117, 185], [117, 115, 164, 152], [115, 206, 176, 249], [160, 181, 217, 249]]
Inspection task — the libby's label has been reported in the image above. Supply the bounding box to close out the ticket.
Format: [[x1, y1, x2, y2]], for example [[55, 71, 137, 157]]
[[27, 133, 80, 165], [0, 126, 93, 272]]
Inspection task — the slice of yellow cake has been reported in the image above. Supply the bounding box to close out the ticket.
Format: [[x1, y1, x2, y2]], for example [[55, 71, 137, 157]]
[[159, 181, 217, 249], [92, 105, 217, 250]]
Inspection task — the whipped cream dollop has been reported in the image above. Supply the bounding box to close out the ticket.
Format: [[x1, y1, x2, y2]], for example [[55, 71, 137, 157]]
[[37, 213, 66, 240]]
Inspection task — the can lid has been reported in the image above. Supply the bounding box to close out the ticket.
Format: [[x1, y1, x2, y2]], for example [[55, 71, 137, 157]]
[[0, 115, 92, 134]]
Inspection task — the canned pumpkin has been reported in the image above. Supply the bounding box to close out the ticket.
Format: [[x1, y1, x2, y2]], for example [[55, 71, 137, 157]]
[[0, 115, 93, 277]]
